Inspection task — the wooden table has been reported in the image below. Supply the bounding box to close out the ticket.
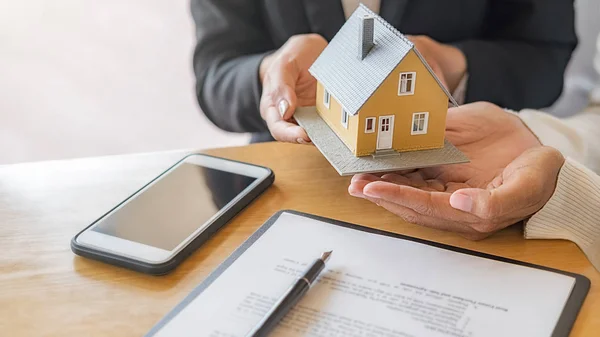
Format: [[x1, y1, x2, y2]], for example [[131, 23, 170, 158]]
[[0, 142, 597, 336]]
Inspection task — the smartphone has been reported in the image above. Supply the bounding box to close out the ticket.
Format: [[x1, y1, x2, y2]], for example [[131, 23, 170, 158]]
[[71, 154, 274, 275]]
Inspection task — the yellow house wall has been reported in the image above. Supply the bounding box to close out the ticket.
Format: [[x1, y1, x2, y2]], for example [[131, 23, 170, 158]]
[[315, 82, 359, 154], [355, 50, 448, 156]]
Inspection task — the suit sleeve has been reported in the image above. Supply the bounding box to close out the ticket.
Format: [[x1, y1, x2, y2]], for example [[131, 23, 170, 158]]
[[454, 0, 577, 110], [191, 0, 275, 133]]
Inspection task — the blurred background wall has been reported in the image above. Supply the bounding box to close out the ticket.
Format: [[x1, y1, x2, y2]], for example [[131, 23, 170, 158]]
[[546, 0, 600, 117], [0, 0, 598, 165], [0, 0, 248, 165]]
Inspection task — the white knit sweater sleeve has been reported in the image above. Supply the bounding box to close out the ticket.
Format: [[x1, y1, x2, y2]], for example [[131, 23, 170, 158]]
[[519, 106, 600, 173], [524, 158, 600, 272], [517, 103, 600, 271]]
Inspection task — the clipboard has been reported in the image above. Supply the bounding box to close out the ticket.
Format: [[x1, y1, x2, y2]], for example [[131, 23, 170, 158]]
[[147, 210, 590, 337]]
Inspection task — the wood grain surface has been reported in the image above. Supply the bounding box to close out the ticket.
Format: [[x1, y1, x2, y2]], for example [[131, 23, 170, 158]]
[[0, 142, 597, 336]]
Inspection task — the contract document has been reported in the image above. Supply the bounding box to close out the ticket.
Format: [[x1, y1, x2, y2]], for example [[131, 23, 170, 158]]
[[148, 211, 586, 337]]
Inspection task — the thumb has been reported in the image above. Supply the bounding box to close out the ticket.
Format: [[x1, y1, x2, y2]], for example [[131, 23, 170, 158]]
[[276, 82, 298, 121], [450, 147, 564, 224], [269, 59, 299, 121], [449, 188, 494, 218], [449, 180, 536, 221]]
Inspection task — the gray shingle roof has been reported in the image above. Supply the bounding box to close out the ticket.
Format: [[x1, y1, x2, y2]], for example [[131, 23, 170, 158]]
[[309, 4, 457, 116]]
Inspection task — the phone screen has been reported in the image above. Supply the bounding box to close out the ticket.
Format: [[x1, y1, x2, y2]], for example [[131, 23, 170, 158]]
[[91, 162, 257, 251]]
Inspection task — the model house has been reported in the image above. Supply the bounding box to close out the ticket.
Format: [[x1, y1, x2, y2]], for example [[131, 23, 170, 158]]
[[309, 4, 458, 157]]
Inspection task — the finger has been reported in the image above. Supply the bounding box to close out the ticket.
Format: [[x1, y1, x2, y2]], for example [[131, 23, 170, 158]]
[[425, 179, 446, 192], [288, 116, 313, 145], [380, 173, 443, 192], [412, 166, 444, 181], [260, 58, 311, 143], [380, 173, 412, 185], [404, 167, 445, 181], [363, 181, 480, 224], [394, 169, 417, 175], [401, 171, 428, 187], [444, 182, 470, 193], [446, 104, 468, 131], [444, 103, 489, 145], [263, 105, 310, 143], [449, 148, 562, 225], [265, 59, 299, 121], [349, 173, 389, 198], [362, 195, 481, 238], [433, 166, 477, 185], [402, 165, 473, 188], [277, 84, 298, 121], [446, 102, 487, 127], [348, 180, 371, 198], [445, 102, 499, 134], [487, 175, 504, 189], [351, 173, 381, 183]]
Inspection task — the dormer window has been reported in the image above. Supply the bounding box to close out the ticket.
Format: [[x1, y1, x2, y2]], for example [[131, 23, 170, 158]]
[[324, 90, 331, 108], [398, 72, 416, 96]]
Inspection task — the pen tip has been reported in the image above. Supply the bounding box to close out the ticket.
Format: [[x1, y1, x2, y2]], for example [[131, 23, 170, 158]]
[[321, 250, 332, 262]]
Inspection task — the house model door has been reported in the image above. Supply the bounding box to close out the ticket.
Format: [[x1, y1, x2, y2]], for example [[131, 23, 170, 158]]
[[377, 115, 394, 150]]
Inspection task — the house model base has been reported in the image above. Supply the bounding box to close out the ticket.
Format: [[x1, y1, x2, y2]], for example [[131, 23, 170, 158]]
[[295, 106, 469, 176]]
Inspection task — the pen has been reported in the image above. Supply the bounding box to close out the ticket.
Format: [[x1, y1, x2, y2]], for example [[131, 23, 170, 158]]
[[245, 250, 332, 337]]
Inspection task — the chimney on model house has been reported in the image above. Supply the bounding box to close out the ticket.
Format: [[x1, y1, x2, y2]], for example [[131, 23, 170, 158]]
[[359, 14, 374, 60]]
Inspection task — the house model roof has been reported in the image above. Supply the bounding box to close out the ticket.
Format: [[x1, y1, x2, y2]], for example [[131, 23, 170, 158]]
[[309, 4, 458, 116]]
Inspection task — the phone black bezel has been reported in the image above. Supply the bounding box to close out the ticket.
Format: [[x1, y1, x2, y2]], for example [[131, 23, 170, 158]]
[[70, 153, 275, 275]]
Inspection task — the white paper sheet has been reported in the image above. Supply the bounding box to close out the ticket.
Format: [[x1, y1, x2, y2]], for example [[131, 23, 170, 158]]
[[152, 212, 575, 337]]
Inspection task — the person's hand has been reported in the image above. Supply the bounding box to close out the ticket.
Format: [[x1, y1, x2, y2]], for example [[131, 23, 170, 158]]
[[405, 35, 466, 93], [259, 34, 327, 144], [348, 102, 564, 240]]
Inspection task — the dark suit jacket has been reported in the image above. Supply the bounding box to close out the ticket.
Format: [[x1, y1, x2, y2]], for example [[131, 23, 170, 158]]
[[191, 0, 577, 137]]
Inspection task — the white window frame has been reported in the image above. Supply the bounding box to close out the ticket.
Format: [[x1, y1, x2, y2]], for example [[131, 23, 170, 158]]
[[364, 117, 376, 133], [341, 108, 349, 129], [324, 90, 331, 108], [398, 72, 416, 96], [411, 112, 429, 135]]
